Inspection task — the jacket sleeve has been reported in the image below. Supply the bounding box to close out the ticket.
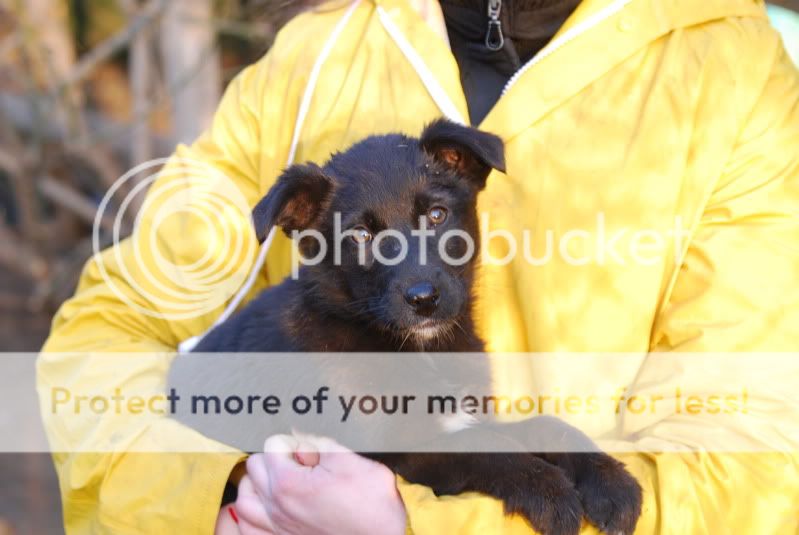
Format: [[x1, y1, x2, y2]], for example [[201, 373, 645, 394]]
[[398, 33, 799, 535], [37, 52, 276, 534]]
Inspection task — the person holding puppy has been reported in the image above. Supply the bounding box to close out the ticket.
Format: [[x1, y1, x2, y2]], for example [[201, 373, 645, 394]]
[[40, 0, 799, 534]]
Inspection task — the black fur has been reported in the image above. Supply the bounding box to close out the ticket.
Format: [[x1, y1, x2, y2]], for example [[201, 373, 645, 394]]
[[169, 120, 642, 535]]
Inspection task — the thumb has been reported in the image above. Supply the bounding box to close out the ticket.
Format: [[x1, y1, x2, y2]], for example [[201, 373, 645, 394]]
[[291, 431, 321, 467], [309, 437, 371, 474]]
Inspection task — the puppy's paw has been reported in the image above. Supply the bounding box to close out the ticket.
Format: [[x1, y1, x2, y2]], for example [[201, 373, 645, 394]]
[[500, 458, 583, 535], [574, 454, 642, 535]]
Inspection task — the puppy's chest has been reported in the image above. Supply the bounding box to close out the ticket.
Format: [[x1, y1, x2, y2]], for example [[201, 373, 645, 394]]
[[282, 310, 467, 353], [286, 322, 402, 352]]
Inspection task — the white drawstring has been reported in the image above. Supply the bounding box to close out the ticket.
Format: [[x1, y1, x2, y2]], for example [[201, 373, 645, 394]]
[[288, 0, 364, 164], [177, 226, 278, 353], [178, 0, 362, 353], [376, 6, 467, 125]]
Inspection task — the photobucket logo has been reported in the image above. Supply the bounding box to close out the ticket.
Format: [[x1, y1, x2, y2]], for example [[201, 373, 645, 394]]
[[92, 158, 257, 321], [289, 212, 691, 276], [289, 215, 479, 278]]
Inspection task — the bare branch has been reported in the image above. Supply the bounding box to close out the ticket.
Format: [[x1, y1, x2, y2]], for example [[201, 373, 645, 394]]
[[159, 0, 221, 144], [0, 223, 48, 281], [37, 176, 118, 233], [60, 0, 168, 91], [123, 0, 154, 171], [0, 30, 21, 58], [0, 92, 175, 156], [0, 147, 22, 178]]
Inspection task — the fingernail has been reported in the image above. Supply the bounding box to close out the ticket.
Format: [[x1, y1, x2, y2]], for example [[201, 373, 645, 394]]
[[293, 449, 320, 466], [228, 506, 239, 524]]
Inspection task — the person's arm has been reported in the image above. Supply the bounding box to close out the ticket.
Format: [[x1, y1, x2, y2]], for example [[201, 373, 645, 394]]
[[37, 50, 279, 534], [397, 33, 799, 535]]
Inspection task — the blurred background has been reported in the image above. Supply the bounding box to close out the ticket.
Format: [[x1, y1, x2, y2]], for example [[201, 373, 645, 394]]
[[0, 1, 797, 533], [0, 1, 315, 533]]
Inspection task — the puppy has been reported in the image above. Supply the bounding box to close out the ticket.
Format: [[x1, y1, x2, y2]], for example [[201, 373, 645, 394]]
[[169, 120, 642, 535]]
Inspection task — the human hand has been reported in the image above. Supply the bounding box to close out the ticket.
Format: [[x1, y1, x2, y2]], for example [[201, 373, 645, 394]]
[[235, 434, 406, 535]]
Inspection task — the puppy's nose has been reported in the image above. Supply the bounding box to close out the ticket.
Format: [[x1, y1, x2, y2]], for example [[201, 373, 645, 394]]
[[404, 282, 440, 316]]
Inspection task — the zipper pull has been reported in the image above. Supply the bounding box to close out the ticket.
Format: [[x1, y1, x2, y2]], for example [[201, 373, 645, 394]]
[[485, 0, 504, 51]]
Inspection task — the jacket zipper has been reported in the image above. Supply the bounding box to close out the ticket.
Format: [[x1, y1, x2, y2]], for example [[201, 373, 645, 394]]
[[485, 0, 505, 51], [501, 0, 634, 96]]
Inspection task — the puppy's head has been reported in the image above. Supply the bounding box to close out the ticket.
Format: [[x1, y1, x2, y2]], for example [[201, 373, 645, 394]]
[[253, 119, 505, 342]]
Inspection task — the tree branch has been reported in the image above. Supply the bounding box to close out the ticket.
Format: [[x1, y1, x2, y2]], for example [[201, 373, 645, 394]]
[[59, 0, 168, 91]]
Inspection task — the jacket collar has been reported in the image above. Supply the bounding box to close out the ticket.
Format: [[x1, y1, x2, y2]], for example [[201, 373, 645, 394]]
[[372, 0, 766, 138]]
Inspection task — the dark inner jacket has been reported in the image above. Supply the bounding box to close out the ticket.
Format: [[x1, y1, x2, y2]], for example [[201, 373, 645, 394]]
[[441, 0, 581, 125]]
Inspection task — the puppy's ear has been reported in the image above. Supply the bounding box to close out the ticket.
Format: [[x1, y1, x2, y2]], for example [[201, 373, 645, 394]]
[[252, 163, 335, 242], [420, 119, 506, 189]]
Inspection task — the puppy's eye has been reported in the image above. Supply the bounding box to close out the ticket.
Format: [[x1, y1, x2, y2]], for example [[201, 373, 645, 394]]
[[351, 226, 373, 244], [427, 206, 448, 226]]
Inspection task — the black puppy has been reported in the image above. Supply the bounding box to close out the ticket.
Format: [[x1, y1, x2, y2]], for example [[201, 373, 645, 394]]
[[169, 120, 642, 535]]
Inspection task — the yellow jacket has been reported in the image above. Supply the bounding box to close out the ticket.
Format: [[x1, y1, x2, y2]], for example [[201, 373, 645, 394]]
[[39, 0, 799, 533]]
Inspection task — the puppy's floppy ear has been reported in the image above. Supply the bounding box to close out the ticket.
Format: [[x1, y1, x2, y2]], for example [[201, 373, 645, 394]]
[[252, 163, 335, 242], [420, 119, 506, 189]]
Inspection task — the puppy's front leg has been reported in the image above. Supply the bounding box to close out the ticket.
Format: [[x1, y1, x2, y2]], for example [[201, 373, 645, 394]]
[[373, 450, 582, 535], [485, 416, 643, 535], [370, 422, 586, 535]]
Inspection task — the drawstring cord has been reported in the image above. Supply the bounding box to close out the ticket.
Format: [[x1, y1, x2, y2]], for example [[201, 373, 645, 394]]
[[177, 0, 363, 354], [376, 5, 467, 125], [177, 226, 278, 353]]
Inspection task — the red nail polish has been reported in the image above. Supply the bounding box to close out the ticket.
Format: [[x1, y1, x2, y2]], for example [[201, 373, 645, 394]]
[[228, 506, 240, 524]]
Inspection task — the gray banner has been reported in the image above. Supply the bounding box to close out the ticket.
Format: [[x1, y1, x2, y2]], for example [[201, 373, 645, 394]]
[[9, 352, 796, 453]]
